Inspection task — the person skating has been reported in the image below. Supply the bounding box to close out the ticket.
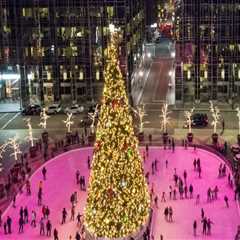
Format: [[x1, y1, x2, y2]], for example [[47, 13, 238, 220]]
[[7, 216, 12, 234], [42, 167, 47, 180], [18, 216, 24, 233], [214, 185, 219, 200], [165, 160, 168, 169], [173, 188, 177, 200], [198, 166, 202, 178], [201, 208, 205, 219], [146, 144, 149, 157], [71, 205, 76, 221], [201, 217, 208, 235], [189, 184, 193, 198], [169, 185, 172, 200], [53, 228, 59, 240], [46, 219, 52, 236], [168, 206, 173, 222], [224, 195, 229, 208], [207, 188, 212, 202], [70, 193, 75, 206], [40, 217, 45, 235], [151, 162, 155, 175], [24, 206, 29, 223], [183, 170, 187, 183], [164, 207, 168, 221], [154, 195, 158, 208], [87, 156, 91, 169], [4, 221, 7, 234], [207, 218, 213, 235], [75, 231, 81, 240], [31, 210, 36, 227], [193, 220, 197, 236], [38, 189, 42, 206], [62, 208, 67, 224], [196, 194, 200, 204], [76, 213, 82, 227], [154, 159, 158, 171], [76, 170, 80, 184], [193, 159, 197, 171], [161, 192, 166, 202], [45, 206, 50, 219]]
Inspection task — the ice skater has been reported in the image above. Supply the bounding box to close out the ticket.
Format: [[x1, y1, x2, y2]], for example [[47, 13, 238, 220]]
[[53, 228, 59, 240], [46, 219, 52, 236], [193, 220, 197, 236], [42, 167, 47, 180], [201, 217, 208, 235], [164, 207, 168, 221], [40, 217, 45, 235], [161, 192, 166, 202], [62, 208, 67, 224], [224, 195, 229, 208], [207, 218, 213, 235], [168, 206, 173, 222], [196, 194, 200, 204]]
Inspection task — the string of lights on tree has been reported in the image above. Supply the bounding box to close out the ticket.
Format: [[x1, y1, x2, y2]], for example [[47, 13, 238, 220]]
[[84, 32, 150, 238]]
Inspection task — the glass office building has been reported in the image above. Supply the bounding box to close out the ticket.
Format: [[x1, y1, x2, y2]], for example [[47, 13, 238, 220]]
[[174, 0, 240, 106], [0, 0, 145, 107]]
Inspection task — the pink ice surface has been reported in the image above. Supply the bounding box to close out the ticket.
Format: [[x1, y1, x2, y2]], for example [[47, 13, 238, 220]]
[[0, 147, 239, 240]]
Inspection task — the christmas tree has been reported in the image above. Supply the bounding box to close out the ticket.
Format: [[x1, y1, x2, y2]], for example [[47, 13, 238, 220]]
[[84, 33, 150, 238]]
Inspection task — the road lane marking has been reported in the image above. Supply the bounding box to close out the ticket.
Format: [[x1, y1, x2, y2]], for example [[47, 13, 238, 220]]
[[0, 113, 8, 120], [1, 112, 21, 130]]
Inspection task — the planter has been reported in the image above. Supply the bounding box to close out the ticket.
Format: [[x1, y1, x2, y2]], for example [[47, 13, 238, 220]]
[[212, 133, 218, 145], [29, 146, 37, 158], [238, 134, 240, 145], [66, 132, 72, 145], [162, 132, 168, 145], [138, 132, 144, 142], [88, 134, 95, 145], [187, 132, 193, 143], [41, 131, 49, 145]]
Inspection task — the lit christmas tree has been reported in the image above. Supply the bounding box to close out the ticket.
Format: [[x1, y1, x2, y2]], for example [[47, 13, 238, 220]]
[[84, 34, 150, 239]]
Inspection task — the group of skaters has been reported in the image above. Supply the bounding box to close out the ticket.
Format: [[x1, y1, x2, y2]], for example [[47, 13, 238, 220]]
[[193, 158, 202, 178], [0, 161, 88, 240], [75, 170, 86, 191], [193, 210, 214, 236]]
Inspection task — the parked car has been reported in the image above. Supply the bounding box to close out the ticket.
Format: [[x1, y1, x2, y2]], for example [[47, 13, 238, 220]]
[[22, 104, 41, 115], [184, 113, 208, 128], [46, 103, 62, 115], [65, 104, 84, 114]]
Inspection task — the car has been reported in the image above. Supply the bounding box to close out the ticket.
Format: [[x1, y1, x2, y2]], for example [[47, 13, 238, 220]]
[[65, 104, 84, 114], [46, 103, 62, 115], [22, 104, 41, 115], [184, 113, 208, 128]]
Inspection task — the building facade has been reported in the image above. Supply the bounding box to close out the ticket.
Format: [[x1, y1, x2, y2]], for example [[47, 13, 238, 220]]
[[0, 0, 145, 107], [175, 0, 240, 105]]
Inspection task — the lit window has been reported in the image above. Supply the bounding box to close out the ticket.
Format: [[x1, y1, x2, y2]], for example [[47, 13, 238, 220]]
[[221, 69, 225, 79], [96, 70, 100, 80], [63, 71, 67, 80], [79, 70, 84, 80]]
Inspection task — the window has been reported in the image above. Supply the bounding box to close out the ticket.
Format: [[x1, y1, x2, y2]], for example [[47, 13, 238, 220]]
[[79, 69, 84, 80], [22, 8, 32, 17], [107, 6, 114, 18], [39, 8, 49, 18], [96, 70, 100, 80]]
